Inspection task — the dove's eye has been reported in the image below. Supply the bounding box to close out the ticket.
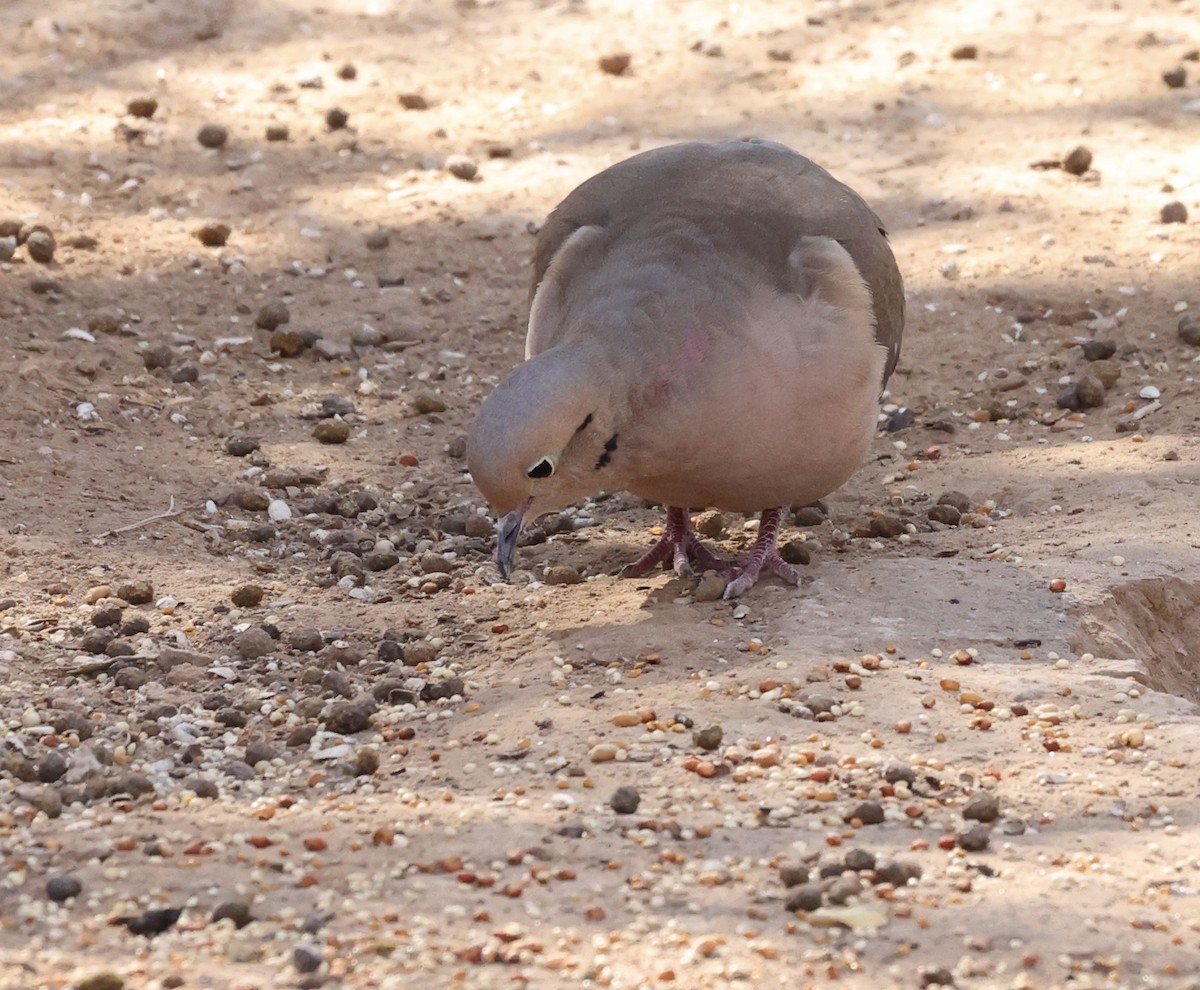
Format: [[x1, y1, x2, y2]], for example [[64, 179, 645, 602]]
[[527, 457, 555, 479]]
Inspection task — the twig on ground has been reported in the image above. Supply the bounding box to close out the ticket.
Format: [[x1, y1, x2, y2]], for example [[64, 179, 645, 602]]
[[97, 496, 182, 537]]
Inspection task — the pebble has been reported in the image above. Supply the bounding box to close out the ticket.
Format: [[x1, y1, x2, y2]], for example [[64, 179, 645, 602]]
[[212, 900, 254, 929], [172, 363, 199, 383], [255, 301, 291, 330], [412, 392, 447, 415], [874, 859, 922, 886], [236, 627, 275, 659], [693, 725, 723, 751], [950, 43, 978, 59], [844, 848, 876, 871], [693, 572, 726, 602], [126, 97, 158, 118], [927, 503, 961, 526], [963, 792, 1001, 822], [1179, 314, 1200, 346], [75, 975, 124, 990], [266, 123, 290, 141], [46, 875, 83, 902], [1057, 373, 1105, 410], [869, 513, 905, 539], [196, 222, 231, 247], [779, 863, 808, 887], [784, 883, 824, 913], [793, 502, 828, 526], [779, 538, 812, 565], [270, 329, 308, 357], [1080, 338, 1115, 361], [293, 944, 324, 974], [326, 106, 350, 130], [398, 93, 429, 110], [1061, 145, 1092, 175], [921, 967, 956, 988], [197, 123, 228, 148], [589, 743, 619, 763], [545, 565, 582, 586], [826, 876, 863, 905], [1090, 359, 1121, 389], [598, 52, 633, 75], [224, 435, 261, 457], [445, 155, 478, 181], [957, 824, 991, 851], [847, 800, 885, 825], [25, 230, 56, 263], [17, 784, 63, 818], [37, 751, 68, 783], [116, 580, 153, 604], [231, 584, 264, 607], [1160, 201, 1188, 224], [694, 510, 726, 538], [245, 739, 278, 764], [288, 627, 324, 652], [610, 785, 640, 814], [312, 419, 350, 444], [402, 642, 439, 665], [1162, 66, 1187, 88], [337, 62, 357, 80], [326, 699, 377, 734]]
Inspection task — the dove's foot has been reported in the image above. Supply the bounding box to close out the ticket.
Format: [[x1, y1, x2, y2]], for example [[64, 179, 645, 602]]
[[721, 507, 801, 598], [620, 506, 732, 579]]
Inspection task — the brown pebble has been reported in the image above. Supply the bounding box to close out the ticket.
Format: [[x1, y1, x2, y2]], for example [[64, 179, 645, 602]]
[[236, 627, 275, 660], [197, 123, 228, 148], [141, 343, 173, 371], [224, 435, 261, 457], [950, 44, 978, 59], [446, 155, 478, 181], [598, 52, 632, 76], [325, 107, 350, 130], [231, 584, 264, 608], [847, 800, 885, 825], [784, 883, 824, 913], [610, 786, 640, 814], [963, 792, 1001, 822], [1162, 66, 1187, 88], [255, 301, 290, 330], [312, 419, 350, 444], [693, 572, 726, 603], [25, 230, 56, 264], [957, 824, 991, 851], [412, 392, 447, 415], [1160, 201, 1188, 224], [778, 863, 808, 887], [544, 565, 582, 586], [326, 699, 377, 734], [1048, 578, 1067, 593], [116, 579, 153, 605], [1080, 339, 1115, 361], [270, 329, 309, 357], [337, 62, 357, 80], [265, 124, 289, 142], [869, 514, 905, 538], [779, 538, 812, 566], [927, 503, 961, 526], [693, 725, 723, 751], [1061, 145, 1092, 176], [75, 973, 124, 990], [365, 230, 391, 251], [1179, 314, 1200, 347], [126, 97, 158, 118], [693, 510, 726, 538], [398, 93, 429, 110], [1090, 359, 1121, 390], [196, 223, 231, 247], [354, 747, 380, 776]]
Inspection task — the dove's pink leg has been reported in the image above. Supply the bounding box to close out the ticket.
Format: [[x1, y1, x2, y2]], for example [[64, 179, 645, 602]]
[[721, 507, 801, 598], [620, 506, 730, 579]]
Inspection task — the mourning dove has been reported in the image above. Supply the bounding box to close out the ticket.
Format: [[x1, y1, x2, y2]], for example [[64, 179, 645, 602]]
[[467, 139, 904, 597]]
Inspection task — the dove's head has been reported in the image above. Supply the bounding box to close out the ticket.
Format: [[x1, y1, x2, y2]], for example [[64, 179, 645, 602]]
[[467, 344, 619, 578]]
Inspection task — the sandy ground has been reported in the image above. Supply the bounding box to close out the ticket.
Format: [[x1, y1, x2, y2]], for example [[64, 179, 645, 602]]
[[2, 0, 1200, 988]]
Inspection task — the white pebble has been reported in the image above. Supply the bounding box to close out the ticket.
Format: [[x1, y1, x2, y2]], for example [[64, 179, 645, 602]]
[[268, 499, 292, 521]]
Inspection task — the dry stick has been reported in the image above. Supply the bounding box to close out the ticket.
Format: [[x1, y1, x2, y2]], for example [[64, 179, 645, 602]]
[[98, 496, 182, 537]]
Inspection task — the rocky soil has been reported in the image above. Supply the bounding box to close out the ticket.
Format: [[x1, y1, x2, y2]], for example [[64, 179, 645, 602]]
[[2, 1, 1200, 988]]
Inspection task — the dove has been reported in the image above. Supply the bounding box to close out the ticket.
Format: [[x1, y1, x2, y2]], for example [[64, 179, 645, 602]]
[[467, 138, 904, 597]]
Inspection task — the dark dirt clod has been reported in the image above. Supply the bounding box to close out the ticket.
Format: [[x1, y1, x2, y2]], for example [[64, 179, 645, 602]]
[[1162, 66, 1187, 88], [196, 223, 231, 247], [325, 107, 350, 130], [1080, 339, 1116, 361], [598, 52, 633, 75], [197, 123, 228, 148], [609, 785, 641, 814], [1160, 201, 1188, 224], [126, 97, 158, 118], [46, 875, 83, 902], [1061, 145, 1093, 175], [25, 230, 56, 263], [1179, 314, 1200, 347]]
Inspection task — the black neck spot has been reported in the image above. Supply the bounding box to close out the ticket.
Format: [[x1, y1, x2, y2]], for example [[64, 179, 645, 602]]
[[575, 413, 593, 433], [595, 433, 618, 470]]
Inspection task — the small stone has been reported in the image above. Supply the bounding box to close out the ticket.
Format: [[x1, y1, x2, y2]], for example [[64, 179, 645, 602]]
[[950, 43, 978, 59], [1179, 314, 1200, 346], [196, 222, 231, 247], [779, 863, 808, 887], [337, 62, 357, 80], [421, 676, 465, 702], [398, 93, 429, 110], [197, 123, 228, 148], [936, 492, 970, 514], [784, 883, 824, 913], [693, 572, 726, 602], [364, 230, 390, 251], [1160, 201, 1188, 224], [92, 605, 124, 628], [37, 751, 68, 783], [1075, 373, 1107, 408], [255, 301, 290, 331], [826, 876, 864, 905], [75, 973, 124, 990], [693, 510, 726, 538], [17, 783, 63, 818], [874, 859, 922, 886], [231, 584, 264, 607], [172, 363, 199, 384], [364, 550, 399, 572], [844, 848, 877, 871], [869, 514, 905, 539], [445, 155, 478, 181], [326, 699, 376, 734], [544, 565, 582, 586], [126, 97, 158, 118], [244, 739, 278, 765], [236, 627, 275, 660], [325, 107, 350, 130], [287, 627, 324, 652], [412, 392, 447, 415], [46, 875, 83, 902], [25, 230, 56, 264], [293, 944, 323, 974], [598, 52, 632, 75], [927, 503, 961, 526], [1061, 145, 1092, 176], [224, 435, 260, 457], [270, 329, 309, 357], [354, 747, 381, 776], [30, 276, 63, 294], [321, 670, 354, 699], [957, 824, 991, 851], [115, 579, 153, 604], [88, 308, 124, 335], [1080, 339, 1116, 361], [610, 786, 640, 814], [793, 503, 827, 526], [419, 553, 453, 575], [847, 801, 885, 825], [312, 419, 350, 444], [265, 123, 290, 141], [921, 967, 957, 988], [212, 900, 254, 929], [963, 792, 1001, 822], [693, 725, 723, 751], [1163, 66, 1187, 89], [402, 642, 439, 666]]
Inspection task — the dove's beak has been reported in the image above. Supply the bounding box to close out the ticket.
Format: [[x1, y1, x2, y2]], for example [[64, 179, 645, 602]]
[[496, 498, 531, 580]]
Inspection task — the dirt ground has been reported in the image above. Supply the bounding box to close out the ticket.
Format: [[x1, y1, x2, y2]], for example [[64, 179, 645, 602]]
[[2, 0, 1200, 988]]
